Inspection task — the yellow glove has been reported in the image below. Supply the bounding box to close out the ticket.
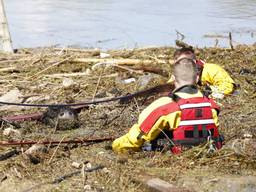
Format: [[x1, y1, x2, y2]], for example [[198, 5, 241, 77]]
[[112, 125, 144, 153]]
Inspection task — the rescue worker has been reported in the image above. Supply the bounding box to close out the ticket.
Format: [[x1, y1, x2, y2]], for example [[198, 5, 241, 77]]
[[169, 47, 235, 99], [112, 58, 222, 153]]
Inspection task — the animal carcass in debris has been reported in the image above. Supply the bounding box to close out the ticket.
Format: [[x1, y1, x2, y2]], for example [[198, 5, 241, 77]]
[[41, 106, 80, 130]]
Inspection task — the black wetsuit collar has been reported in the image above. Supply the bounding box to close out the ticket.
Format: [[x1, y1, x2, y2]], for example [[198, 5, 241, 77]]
[[169, 84, 198, 101], [173, 84, 198, 94]]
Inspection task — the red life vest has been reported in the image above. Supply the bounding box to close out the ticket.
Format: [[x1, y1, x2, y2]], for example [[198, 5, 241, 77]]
[[171, 97, 222, 151]]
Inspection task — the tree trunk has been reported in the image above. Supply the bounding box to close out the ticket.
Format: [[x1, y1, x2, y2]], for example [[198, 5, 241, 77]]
[[0, 0, 13, 53]]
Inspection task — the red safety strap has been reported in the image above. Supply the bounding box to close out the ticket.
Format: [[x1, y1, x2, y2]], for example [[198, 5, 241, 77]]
[[140, 102, 179, 133]]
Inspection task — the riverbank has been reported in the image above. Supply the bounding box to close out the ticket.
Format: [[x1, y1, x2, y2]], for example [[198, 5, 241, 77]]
[[0, 45, 256, 191]]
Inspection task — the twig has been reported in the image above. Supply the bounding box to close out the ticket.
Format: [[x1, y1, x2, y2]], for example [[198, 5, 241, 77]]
[[1, 175, 7, 182], [214, 39, 219, 47], [0, 67, 17, 72], [229, 32, 234, 50], [53, 47, 100, 54], [91, 61, 144, 74], [27, 56, 72, 80], [91, 69, 104, 102], [175, 30, 185, 41], [48, 136, 66, 164], [53, 118, 59, 134], [199, 152, 235, 164], [82, 163, 86, 186], [44, 72, 118, 78], [148, 55, 164, 64], [133, 98, 141, 114], [0, 58, 32, 64], [114, 64, 144, 74], [157, 128, 175, 146]]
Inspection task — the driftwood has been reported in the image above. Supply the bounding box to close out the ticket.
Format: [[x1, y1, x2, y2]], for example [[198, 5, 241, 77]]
[[136, 173, 193, 192], [0, 0, 13, 53], [0, 66, 18, 72], [73, 58, 167, 65], [131, 66, 169, 77], [44, 72, 118, 79], [53, 47, 100, 55]]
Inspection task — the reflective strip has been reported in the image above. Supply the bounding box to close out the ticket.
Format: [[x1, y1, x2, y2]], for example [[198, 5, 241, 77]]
[[179, 102, 211, 109], [179, 119, 215, 126]]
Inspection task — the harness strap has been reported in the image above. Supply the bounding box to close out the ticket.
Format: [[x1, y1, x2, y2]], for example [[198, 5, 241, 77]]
[[202, 124, 208, 137], [193, 125, 199, 138]]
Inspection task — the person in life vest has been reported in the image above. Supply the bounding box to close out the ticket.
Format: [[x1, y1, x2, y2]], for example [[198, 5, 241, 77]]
[[112, 58, 223, 153], [168, 47, 235, 99]]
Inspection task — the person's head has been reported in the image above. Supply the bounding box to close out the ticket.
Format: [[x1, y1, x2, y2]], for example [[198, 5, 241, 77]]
[[173, 47, 196, 62], [173, 47, 204, 75], [172, 58, 198, 88]]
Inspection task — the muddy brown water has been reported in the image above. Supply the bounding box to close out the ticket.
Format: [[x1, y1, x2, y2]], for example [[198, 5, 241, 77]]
[[5, 0, 256, 49]]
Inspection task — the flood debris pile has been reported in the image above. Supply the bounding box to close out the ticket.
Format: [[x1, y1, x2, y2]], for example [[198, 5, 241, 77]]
[[0, 45, 256, 192]]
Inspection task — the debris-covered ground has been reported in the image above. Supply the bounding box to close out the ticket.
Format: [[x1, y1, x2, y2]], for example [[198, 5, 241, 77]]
[[0, 45, 256, 192]]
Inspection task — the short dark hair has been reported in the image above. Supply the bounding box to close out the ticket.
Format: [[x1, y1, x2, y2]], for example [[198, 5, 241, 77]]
[[173, 58, 197, 84], [173, 47, 195, 60]]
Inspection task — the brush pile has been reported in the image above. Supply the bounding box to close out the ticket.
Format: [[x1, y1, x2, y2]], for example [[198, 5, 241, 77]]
[[0, 44, 256, 191]]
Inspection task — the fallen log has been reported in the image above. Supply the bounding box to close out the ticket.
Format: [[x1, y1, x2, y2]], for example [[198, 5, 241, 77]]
[[53, 47, 100, 55], [72, 58, 168, 65], [131, 65, 169, 77]]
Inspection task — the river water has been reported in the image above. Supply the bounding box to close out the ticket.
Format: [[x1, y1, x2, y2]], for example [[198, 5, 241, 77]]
[[5, 0, 256, 49]]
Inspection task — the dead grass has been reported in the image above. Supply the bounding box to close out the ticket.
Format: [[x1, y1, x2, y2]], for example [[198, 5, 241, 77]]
[[0, 44, 256, 191]]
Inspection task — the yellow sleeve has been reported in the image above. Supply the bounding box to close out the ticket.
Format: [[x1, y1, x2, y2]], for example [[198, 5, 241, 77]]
[[142, 112, 180, 141], [112, 124, 144, 153], [112, 112, 180, 153], [112, 97, 178, 153], [201, 63, 235, 95]]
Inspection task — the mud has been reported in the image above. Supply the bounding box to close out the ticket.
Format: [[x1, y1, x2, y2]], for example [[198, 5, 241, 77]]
[[0, 44, 256, 192]]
